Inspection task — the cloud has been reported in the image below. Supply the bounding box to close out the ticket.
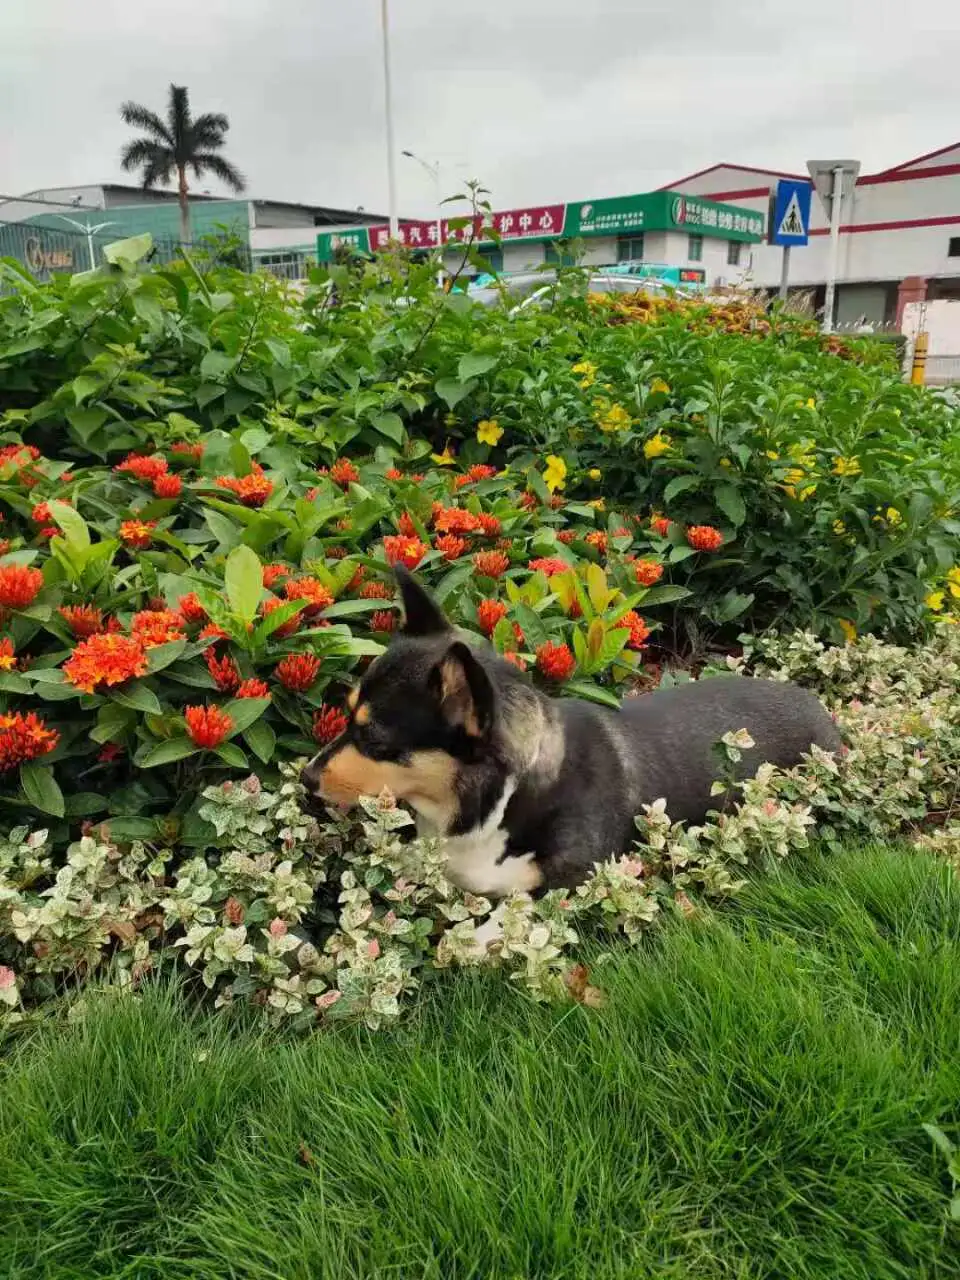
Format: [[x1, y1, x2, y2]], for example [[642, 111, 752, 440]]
[[3, 0, 959, 218]]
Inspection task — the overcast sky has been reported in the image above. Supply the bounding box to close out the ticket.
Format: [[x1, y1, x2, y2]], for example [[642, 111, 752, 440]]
[[4, 0, 960, 217]]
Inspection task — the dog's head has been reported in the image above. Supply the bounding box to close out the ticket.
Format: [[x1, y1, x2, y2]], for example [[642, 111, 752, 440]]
[[300, 567, 503, 829]]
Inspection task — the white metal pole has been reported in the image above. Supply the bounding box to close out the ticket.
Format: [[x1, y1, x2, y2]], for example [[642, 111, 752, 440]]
[[778, 245, 791, 302], [380, 0, 399, 240], [86, 228, 96, 271], [822, 165, 844, 333]]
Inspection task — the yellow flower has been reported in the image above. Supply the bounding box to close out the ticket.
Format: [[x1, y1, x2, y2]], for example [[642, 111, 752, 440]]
[[650, 378, 670, 395], [643, 432, 672, 460], [838, 619, 857, 643], [431, 446, 456, 466], [587, 498, 606, 511], [832, 456, 861, 477], [476, 419, 503, 447], [806, 398, 816, 409], [719, 458, 732, 469], [926, 590, 946, 613], [832, 520, 846, 536], [588, 468, 602, 481], [542, 454, 567, 493], [765, 450, 780, 461], [572, 360, 597, 389], [596, 402, 632, 433], [885, 506, 902, 526]]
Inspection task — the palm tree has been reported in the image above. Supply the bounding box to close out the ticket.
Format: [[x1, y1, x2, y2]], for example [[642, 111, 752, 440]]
[[119, 84, 246, 246]]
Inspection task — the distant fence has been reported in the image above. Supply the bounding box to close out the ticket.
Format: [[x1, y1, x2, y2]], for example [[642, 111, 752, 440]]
[[0, 219, 185, 282]]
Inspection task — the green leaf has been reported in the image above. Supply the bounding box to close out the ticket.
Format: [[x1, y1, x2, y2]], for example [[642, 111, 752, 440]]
[[222, 697, 271, 737], [252, 599, 305, 644], [457, 352, 498, 381], [563, 681, 622, 709], [137, 738, 200, 768], [214, 741, 249, 768], [20, 762, 65, 817], [244, 718, 276, 763], [225, 544, 263, 623], [112, 682, 163, 714], [103, 233, 153, 266], [72, 375, 99, 405], [200, 350, 238, 381], [715, 483, 746, 528], [663, 475, 699, 503], [48, 499, 90, 552], [107, 816, 160, 841], [146, 639, 188, 674], [435, 377, 475, 410], [639, 584, 693, 607], [64, 792, 108, 817], [371, 412, 405, 445]]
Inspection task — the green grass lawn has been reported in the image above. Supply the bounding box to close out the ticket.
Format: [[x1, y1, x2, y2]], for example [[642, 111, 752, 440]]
[[1, 844, 958, 1280]]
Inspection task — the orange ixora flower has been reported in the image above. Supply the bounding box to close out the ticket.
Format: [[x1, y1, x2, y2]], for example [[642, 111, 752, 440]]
[[275, 652, 322, 692], [617, 610, 651, 650], [283, 577, 334, 618], [633, 559, 664, 587], [650, 515, 671, 538], [0, 564, 44, 610], [261, 563, 289, 590], [435, 534, 468, 562], [383, 535, 427, 571], [0, 711, 59, 772], [313, 704, 348, 745], [177, 593, 207, 624], [370, 609, 398, 633], [397, 512, 419, 537], [115, 452, 168, 483], [236, 678, 270, 699], [206, 649, 241, 693], [0, 637, 15, 670], [184, 704, 234, 748], [58, 604, 103, 638], [527, 557, 571, 577], [153, 473, 182, 499], [385, 467, 404, 482], [171, 441, 205, 462], [473, 550, 510, 579], [198, 622, 231, 645], [585, 530, 608, 556], [63, 633, 148, 693], [359, 580, 393, 601], [535, 641, 576, 682], [476, 513, 502, 538], [686, 525, 724, 552], [215, 463, 273, 508], [434, 507, 481, 535], [476, 599, 508, 637], [130, 609, 186, 648], [503, 650, 528, 671], [328, 458, 360, 489], [260, 596, 300, 639], [119, 520, 157, 550]]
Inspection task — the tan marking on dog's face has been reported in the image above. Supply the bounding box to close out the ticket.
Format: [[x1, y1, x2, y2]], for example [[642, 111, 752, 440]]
[[318, 743, 458, 826], [346, 687, 360, 712], [354, 702, 371, 726]]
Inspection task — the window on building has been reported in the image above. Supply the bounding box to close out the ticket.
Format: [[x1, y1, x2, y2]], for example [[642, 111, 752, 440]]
[[544, 242, 578, 268], [727, 241, 742, 266], [617, 235, 645, 262], [478, 247, 504, 273], [949, 236, 960, 257], [688, 235, 703, 262]]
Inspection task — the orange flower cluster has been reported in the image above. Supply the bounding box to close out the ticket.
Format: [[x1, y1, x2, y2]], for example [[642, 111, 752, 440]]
[[276, 653, 321, 692], [206, 649, 241, 693], [171, 441, 204, 462], [686, 525, 723, 552], [476, 599, 508, 637], [536, 641, 575, 681], [313, 704, 348, 745], [650, 515, 672, 538], [0, 711, 59, 772], [262, 564, 289, 589], [473, 551, 510, 579], [617, 611, 651, 650], [115, 452, 168, 483], [476, 512, 501, 537], [585, 531, 608, 556], [58, 605, 103, 639], [359, 580, 393, 601], [528, 557, 570, 577], [153, 473, 182, 499], [119, 520, 156, 549], [0, 564, 44, 610], [0, 637, 15, 670], [177, 593, 208, 624], [184, 705, 234, 748], [434, 507, 481, 535], [236, 678, 270, 699], [261, 597, 300, 638], [633, 559, 664, 587], [283, 577, 334, 618], [63, 633, 148, 693], [383, 535, 427, 571], [131, 609, 185, 648], [328, 458, 360, 489], [435, 534, 467, 561], [215, 464, 274, 508], [370, 609, 397, 633], [454, 464, 497, 488]]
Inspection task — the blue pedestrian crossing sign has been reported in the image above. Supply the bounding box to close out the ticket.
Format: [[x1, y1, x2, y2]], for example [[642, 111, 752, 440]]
[[769, 179, 813, 247]]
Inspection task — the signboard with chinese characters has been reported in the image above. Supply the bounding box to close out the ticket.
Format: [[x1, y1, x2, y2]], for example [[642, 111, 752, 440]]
[[667, 194, 764, 242], [316, 228, 373, 259], [562, 195, 652, 237]]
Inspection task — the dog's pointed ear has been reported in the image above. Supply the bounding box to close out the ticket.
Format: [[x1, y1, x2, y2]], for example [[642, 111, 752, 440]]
[[429, 641, 495, 739], [396, 565, 450, 637]]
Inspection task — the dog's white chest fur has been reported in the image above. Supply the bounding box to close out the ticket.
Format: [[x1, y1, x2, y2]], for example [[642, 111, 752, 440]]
[[426, 779, 540, 897]]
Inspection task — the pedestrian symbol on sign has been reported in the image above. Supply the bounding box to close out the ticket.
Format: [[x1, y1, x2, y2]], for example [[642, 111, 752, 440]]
[[777, 191, 806, 239]]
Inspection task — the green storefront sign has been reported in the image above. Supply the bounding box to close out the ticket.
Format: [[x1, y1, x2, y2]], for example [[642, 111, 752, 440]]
[[666, 193, 764, 242], [562, 192, 764, 242], [316, 227, 371, 259], [562, 194, 657, 237]]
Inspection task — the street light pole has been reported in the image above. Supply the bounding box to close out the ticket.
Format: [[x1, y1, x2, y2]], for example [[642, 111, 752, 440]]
[[53, 215, 117, 271], [822, 165, 844, 334], [402, 150, 443, 287], [379, 0, 399, 240]]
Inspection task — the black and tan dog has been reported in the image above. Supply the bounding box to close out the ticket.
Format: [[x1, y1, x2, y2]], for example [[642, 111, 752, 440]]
[[301, 567, 840, 899]]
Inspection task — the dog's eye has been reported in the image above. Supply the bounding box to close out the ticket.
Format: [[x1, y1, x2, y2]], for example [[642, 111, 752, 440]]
[[353, 723, 400, 762]]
